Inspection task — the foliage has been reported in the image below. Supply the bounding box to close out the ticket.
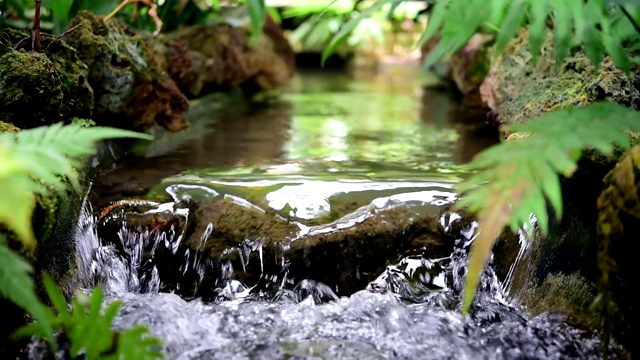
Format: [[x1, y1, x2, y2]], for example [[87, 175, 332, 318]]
[[319, 0, 640, 70], [595, 144, 640, 349], [320, 0, 404, 63], [0, 123, 159, 358], [15, 275, 163, 359], [455, 102, 640, 312], [0, 123, 151, 247], [1, 0, 269, 39], [0, 235, 54, 343], [418, 0, 640, 71]]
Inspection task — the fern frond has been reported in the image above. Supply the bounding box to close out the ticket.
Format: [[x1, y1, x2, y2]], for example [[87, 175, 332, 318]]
[[457, 102, 640, 313], [419, 0, 636, 72], [16, 275, 165, 359], [0, 123, 152, 247], [0, 240, 54, 343]]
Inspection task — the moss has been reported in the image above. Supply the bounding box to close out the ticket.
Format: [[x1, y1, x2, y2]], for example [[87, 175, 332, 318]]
[[0, 28, 95, 129], [0, 121, 19, 133], [65, 11, 188, 131], [483, 29, 640, 130], [523, 272, 597, 329], [0, 49, 65, 128]]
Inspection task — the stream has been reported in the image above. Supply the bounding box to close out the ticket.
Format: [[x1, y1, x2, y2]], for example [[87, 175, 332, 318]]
[[44, 68, 615, 359]]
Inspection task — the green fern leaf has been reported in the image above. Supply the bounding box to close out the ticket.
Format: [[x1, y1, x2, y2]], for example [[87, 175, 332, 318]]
[[0, 124, 151, 246], [457, 102, 640, 313], [417, 0, 452, 47], [415, 0, 634, 72], [551, 1, 573, 66], [116, 326, 165, 360], [495, 0, 528, 54], [528, 0, 550, 65], [0, 242, 54, 343]]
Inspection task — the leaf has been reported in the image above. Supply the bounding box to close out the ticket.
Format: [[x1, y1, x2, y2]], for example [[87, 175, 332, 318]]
[[0, 242, 55, 343], [321, 0, 397, 66], [528, 0, 550, 65], [246, 0, 266, 42], [50, 0, 73, 34], [551, 0, 572, 66], [495, 0, 528, 54], [457, 101, 640, 313], [411, 0, 634, 71], [417, 0, 452, 47]]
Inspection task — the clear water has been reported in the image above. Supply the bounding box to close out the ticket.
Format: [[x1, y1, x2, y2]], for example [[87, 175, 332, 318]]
[[65, 68, 617, 359]]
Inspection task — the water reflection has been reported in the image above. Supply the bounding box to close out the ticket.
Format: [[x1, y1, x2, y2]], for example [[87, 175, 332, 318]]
[[91, 68, 498, 209]]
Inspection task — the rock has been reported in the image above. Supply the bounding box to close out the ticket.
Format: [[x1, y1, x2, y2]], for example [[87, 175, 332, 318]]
[[65, 11, 189, 131], [0, 48, 65, 128], [151, 19, 293, 98], [446, 33, 493, 96], [0, 28, 94, 129], [479, 29, 640, 129], [0, 121, 20, 133], [96, 196, 450, 301]]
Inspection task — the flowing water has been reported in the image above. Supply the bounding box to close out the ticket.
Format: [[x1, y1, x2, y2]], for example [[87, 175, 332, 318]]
[[52, 68, 617, 359]]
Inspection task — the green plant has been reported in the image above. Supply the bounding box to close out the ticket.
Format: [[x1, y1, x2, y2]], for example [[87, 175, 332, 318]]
[[0, 123, 163, 358], [455, 102, 640, 312], [15, 275, 163, 359], [1, 0, 268, 50], [417, 0, 640, 71]]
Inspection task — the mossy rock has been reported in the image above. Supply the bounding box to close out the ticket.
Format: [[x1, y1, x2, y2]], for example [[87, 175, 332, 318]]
[[480, 29, 640, 129], [65, 11, 189, 131], [0, 29, 94, 129], [0, 49, 65, 128]]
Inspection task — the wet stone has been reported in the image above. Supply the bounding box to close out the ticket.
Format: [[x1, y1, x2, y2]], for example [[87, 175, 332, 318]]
[[94, 195, 452, 301]]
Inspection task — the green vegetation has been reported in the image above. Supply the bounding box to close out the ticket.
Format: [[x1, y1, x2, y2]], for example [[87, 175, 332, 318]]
[[0, 123, 162, 358]]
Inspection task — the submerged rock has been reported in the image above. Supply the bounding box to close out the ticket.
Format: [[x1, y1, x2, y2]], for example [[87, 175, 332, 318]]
[[95, 195, 450, 301]]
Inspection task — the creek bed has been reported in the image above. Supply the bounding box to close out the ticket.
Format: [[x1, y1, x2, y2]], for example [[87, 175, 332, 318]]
[[68, 68, 619, 359]]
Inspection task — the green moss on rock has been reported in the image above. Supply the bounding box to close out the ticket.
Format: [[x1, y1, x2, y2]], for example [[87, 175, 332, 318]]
[[0, 49, 65, 128], [480, 29, 640, 129], [65, 11, 189, 131]]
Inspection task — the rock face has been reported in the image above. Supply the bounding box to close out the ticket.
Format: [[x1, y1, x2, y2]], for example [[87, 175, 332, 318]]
[[0, 38, 93, 128], [148, 19, 293, 98]]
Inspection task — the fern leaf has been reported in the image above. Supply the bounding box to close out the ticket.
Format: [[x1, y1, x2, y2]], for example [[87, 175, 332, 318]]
[[0, 175, 37, 248], [495, 0, 528, 54], [0, 242, 54, 343], [457, 102, 640, 313], [551, 0, 573, 66], [528, 0, 550, 65], [43, 275, 71, 320], [417, 0, 452, 47], [117, 325, 165, 360], [416, 0, 634, 72]]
